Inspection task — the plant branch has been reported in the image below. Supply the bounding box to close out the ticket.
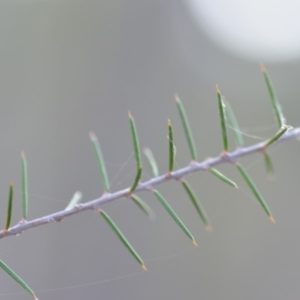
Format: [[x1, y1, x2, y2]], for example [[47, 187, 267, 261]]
[[1, 126, 299, 240]]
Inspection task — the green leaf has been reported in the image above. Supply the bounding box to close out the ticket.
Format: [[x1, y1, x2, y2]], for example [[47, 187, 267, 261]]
[[129, 165, 142, 193], [209, 168, 238, 189], [143, 148, 159, 177], [99, 209, 146, 270], [224, 99, 244, 147], [181, 180, 211, 231], [21, 152, 28, 220], [216, 86, 228, 152], [175, 94, 197, 161], [263, 151, 274, 180], [236, 163, 275, 223], [4, 183, 13, 232], [90, 132, 110, 192], [264, 126, 288, 148], [0, 260, 38, 299], [152, 190, 197, 245], [261, 65, 286, 128], [168, 119, 175, 172], [65, 191, 82, 210], [131, 194, 155, 219], [128, 112, 143, 194], [128, 111, 141, 167]]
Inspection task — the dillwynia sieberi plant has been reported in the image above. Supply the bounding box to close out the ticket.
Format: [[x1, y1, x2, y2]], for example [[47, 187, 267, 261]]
[[0, 66, 299, 299]]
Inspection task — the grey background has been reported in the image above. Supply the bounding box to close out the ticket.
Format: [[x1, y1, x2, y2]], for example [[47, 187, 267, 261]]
[[0, 1, 299, 299]]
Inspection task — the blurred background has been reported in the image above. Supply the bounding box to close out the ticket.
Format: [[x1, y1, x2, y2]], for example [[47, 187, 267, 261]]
[[0, 0, 299, 299]]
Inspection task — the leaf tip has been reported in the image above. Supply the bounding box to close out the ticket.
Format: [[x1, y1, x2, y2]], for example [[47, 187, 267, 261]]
[[174, 93, 180, 103], [192, 239, 198, 247], [21, 151, 26, 159], [142, 264, 147, 271], [216, 84, 220, 94], [205, 224, 212, 232], [128, 110, 132, 118], [89, 131, 96, 141], [269, 215, 276, 224], [260, 64, 266, 73]]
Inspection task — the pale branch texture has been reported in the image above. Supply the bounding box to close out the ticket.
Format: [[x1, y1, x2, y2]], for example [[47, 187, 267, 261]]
[[1, 126, 299, 240]]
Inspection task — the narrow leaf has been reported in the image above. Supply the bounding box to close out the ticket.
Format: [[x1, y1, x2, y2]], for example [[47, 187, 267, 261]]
[[174, 94, 197, 161], [168, 119, 175, 172], [128, 111, 141, 167], [5, 183, 13, 231], [236, 163, 275, 223], [90, 132, 110, 192], [263, 151, 274, 180], [181, 180, 211, 231], [131, 194, 155, 219], [264, 126, 288, 148], [143, 148, 159, 177], [261, 65, 286, 128], [152, 190, 197, 246], [224, 99, 244, 147], [21, 152, 28, 220], [0, 260, 38, 299], [130, 165, 142, 193], [65, 191, 82, 210], [209, 168, 238, 189], [216, 86, 228, 152], [99, 209, 146, 270]]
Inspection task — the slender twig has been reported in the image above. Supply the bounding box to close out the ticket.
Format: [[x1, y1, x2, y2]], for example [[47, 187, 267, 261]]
[[0, 126, 299, 240]]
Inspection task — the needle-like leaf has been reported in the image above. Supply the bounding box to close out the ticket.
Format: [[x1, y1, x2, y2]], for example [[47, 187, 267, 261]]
[[143, 148, 159, 177], [264, 126, 288, 148], [90, 132, 110, 192], [4, 183, 13, 232], [128, 111, 141, 167], [129, 165, 142, 193], [263, 151, 274, 180], [65, 191, 82, 210], [0, 260, 38, 299], [181, 180, 211, 231], [98, 209, 146, 270], [261, 65, 286, 128], [152, 190, 197, 245], [209, 168, 238, 189], [224, 99, 244, 147], [131, 194, 155, 219], [175, 94, 197, 161], [216, 86, 228, 152], [128, 111, 143, 193], [21, 152, 28, 220], [236, 163, 275, 223], [168, 119, 175, 172]]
